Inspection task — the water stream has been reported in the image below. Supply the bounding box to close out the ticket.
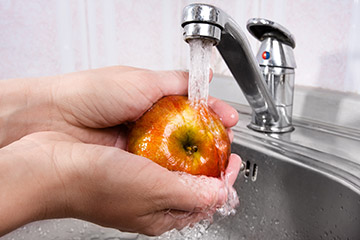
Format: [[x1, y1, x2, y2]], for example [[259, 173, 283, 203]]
[[188, 39, 212, 106], [149, 39, 240, 240]]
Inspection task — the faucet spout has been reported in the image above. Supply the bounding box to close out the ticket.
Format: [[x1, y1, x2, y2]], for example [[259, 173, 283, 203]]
[[182, 3, 296, 133]]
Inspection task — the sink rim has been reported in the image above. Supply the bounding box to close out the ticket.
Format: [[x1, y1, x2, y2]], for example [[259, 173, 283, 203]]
[[230, 102, 360, 195]]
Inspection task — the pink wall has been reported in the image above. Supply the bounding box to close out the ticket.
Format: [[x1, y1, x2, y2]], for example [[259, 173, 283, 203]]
[[1, 0, 359, 94]]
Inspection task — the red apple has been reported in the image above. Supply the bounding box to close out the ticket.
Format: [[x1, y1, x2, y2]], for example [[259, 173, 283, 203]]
[[127, 95, 230, 177]]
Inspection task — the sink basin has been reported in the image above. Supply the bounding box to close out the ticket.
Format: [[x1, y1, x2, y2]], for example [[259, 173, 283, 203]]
[[199, 103, 360, 240], [2, 104, 360, 240]]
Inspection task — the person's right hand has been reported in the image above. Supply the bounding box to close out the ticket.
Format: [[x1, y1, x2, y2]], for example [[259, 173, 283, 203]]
[[0, 131, 241, 236], [0, 66, 239, 148]]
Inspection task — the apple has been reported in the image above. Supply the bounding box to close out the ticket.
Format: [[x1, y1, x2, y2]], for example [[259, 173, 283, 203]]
[[127, 95, 230, 177]]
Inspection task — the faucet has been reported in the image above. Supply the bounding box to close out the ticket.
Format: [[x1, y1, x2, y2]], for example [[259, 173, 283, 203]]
[[181, 4, 296, 133]]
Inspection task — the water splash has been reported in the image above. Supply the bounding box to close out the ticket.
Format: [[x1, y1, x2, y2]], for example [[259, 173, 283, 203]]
[[188, 39, 213, 106], [156, 38, 239, 240], [152, 171, 239, 240]]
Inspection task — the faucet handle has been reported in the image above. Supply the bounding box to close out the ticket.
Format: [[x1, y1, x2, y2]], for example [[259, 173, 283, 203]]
[[246, 18, 295, 48], [247, 18, 296, 69], [246, 18, 296, 133]]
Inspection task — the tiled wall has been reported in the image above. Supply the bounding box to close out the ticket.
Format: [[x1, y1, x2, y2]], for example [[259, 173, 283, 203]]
[[1, 0, 359, 94]]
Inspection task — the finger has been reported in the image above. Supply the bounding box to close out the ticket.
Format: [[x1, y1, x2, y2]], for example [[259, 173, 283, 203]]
[[170, 211, 211, 231], [209, 68, 213, 82], [155, 68, 212, 97], [225, 154, 242, 186], [227, 128, 234, 143], [208, 97, 239, 128], [92, 65, 143, 74], [154, 70, 189, 96], [163, 172, 225, 213], [143, 210, 209, 236]]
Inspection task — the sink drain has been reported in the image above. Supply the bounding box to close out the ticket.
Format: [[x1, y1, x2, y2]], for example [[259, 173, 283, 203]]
[[242, 160, 258, 182]]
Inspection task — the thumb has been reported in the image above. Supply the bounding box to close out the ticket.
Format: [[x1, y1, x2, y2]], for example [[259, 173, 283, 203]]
[[164, 172, 226, 213], [163, 154, 242, 214]]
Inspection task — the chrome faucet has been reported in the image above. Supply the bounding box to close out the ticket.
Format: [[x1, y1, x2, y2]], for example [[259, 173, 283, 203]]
[[181, 4, 296, 133]]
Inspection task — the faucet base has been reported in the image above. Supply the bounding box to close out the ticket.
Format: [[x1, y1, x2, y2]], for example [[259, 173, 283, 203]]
[[247, 123, 294, 133]]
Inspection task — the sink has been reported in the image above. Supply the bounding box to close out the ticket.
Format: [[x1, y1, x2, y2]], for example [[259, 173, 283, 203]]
[[2, 103, 360, 240], [198, 103, 360, 240]]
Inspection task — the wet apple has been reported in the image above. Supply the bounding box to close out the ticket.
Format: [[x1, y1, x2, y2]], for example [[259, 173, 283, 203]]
[[127, 96, 230, 177]]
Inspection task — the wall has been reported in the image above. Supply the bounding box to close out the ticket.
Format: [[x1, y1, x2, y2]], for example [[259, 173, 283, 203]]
[[1, 0, 360, 94]]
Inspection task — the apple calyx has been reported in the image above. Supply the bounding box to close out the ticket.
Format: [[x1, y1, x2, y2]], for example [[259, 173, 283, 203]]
[[184, 144, 198, 155]]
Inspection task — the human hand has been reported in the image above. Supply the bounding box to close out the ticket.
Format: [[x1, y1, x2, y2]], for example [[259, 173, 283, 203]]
[[0, 66, 239, 147], [0, 131, 241, 236], [0, 66, 242, 236]]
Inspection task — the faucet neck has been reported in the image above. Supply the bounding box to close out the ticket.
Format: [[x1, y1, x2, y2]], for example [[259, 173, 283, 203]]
[[182, 4, 296, 133]]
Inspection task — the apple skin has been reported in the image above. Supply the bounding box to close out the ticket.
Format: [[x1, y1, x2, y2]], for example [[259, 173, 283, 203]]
[[127, 95, 230, 177]]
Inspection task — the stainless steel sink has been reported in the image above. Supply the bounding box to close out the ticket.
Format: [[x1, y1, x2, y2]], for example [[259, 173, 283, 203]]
[[199, 103, 360, 240], [2, 104, 360, 240]]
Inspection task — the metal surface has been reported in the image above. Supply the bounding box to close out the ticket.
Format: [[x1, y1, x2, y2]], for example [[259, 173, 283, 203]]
[[255, 37, 296, 69], [183, 23, 221, 44], [247, 18, 296, 48], [182, 4, 297, 133], [249, 66, 295, 132], [200, 103, 360, 239]]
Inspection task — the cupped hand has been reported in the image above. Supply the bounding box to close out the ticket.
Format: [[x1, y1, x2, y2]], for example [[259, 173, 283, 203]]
[[1, 131, 241, 236], [15, 66, 239, 147], [0, 66, 242, 236]]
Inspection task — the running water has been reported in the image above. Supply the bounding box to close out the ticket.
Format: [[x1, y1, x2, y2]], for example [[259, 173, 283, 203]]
[[147, 39, 240, 240], [188, 39, 212, 106], [147, 172, 239, 240]]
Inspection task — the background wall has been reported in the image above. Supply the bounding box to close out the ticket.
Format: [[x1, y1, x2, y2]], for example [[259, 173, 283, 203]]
[[1, 0, 360, 94]]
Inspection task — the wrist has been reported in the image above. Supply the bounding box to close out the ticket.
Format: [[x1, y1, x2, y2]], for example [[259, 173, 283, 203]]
[[0, 77, 58, 147], [0, 141, 71, 235]]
